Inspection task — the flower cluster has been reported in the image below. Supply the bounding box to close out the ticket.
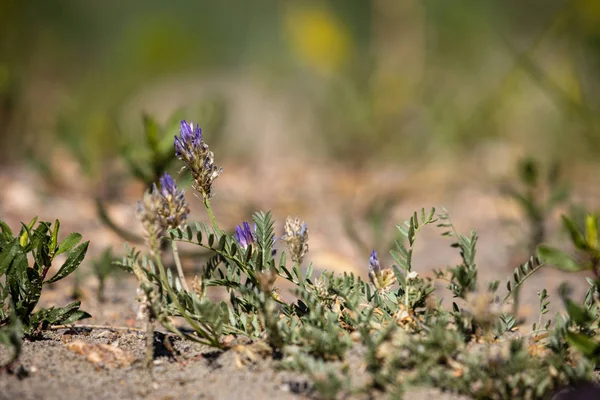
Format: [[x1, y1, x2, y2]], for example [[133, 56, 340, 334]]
[[174, 120, 222, 198], [368, 250, 396, 291], [155, 172, 189, 230], [281, 216, 309, 263], [137, 172, 189, 250]]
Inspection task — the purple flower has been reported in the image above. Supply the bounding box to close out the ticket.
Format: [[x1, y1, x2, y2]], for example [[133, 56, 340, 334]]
[[369, 250, 381, 275], [174, 120, 222, 198], [234, 221, 256, 249], [174, 121, 202, 160], [158, 172, 177, 198], [155, 172, 189, 230]]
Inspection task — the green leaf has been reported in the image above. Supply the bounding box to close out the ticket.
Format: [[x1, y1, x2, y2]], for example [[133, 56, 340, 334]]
[[562, 215, 588, 251], [253, 211, 276, 271], [566, 332, 600, 358], [0, 239, 20, 276], [564, 298, 593, 326], [19, 217, 37, 247], [50, 219, 60, 257], [46, 241, 89, 284], [40, 301, 89, 325], [143, 113, 160, 152], [61, 310, 91, 324], [0, 220, 13, 241], [55, 232, 82, 257], [586, 214, 599, 250], [536, 245, 583, 272]]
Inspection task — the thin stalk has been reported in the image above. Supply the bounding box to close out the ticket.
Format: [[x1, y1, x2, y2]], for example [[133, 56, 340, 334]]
[[152, 253, 222, 348], [171, 241, 190, 292], [47, 324, 144, 333], [203, 196, 221, 234], [144, 315, 155, 370], [502, 261, 545, 304]]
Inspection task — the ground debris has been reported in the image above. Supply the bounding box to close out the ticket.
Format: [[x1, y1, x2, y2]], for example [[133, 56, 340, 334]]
[[66, 339, 136, 369]]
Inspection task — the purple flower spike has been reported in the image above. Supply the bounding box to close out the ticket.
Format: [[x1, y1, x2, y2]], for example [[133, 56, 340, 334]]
[[234, 221, 256, 249], [174, 120, 221, 198], [155, 172, 189, 230], [159, 172, 177, 198], [174, 121, 202, 159], [369, 250, 381, 274]]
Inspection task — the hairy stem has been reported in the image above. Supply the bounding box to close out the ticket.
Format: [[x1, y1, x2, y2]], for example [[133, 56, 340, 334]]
[[153, 253, 222, 348], [203, 196, 221, 234], [171, 241, 190, 292]]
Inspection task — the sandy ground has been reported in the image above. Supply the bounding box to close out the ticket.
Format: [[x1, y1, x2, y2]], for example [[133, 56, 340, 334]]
[[0, 158, 599, 399]]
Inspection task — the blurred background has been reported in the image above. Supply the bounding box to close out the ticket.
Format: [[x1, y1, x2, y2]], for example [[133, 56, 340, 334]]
[[3, 0, 600, 169], [1, 0, 600, 274]]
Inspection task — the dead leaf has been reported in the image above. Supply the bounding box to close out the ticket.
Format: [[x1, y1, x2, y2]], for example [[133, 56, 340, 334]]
[[66, 340, 136, 369]]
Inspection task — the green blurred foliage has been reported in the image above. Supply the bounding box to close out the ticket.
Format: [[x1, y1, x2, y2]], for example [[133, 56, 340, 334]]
[[1, 0, 600, 173]]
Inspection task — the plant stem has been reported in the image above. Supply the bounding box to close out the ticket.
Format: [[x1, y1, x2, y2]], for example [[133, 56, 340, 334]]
[[203, 195, 221, 234], [144, 316, 155, 370], [47, 324, 145, 333], [171, 241, 190, 292], [152, 253, 222, 348]]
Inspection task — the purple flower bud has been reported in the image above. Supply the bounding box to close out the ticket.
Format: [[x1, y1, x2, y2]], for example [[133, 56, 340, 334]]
[[234, 221, 256, 249], [369, 250, 381, 274], [159, 173, 177, 198]]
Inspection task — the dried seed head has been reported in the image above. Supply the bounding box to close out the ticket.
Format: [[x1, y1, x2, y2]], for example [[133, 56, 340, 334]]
[[136, 188, 164, 247], [281, 216, 309, 263], [174, 120, 222, 198], [191, 275, 204, 298]]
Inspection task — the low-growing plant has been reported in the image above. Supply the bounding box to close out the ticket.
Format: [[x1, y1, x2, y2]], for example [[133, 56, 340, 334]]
[[0, 218, 90, 365], [535, 208, 600, 366], [115, 121, 600, 399], [118, 119, 598, 398]]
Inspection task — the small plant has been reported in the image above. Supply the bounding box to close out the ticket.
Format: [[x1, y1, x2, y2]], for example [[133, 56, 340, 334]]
[[92, 247, 122, 303], [0, 218, 90, 364], [118, 119, 597, 397], [502, 157, 569, 315], [535, 209, 600, 367]]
